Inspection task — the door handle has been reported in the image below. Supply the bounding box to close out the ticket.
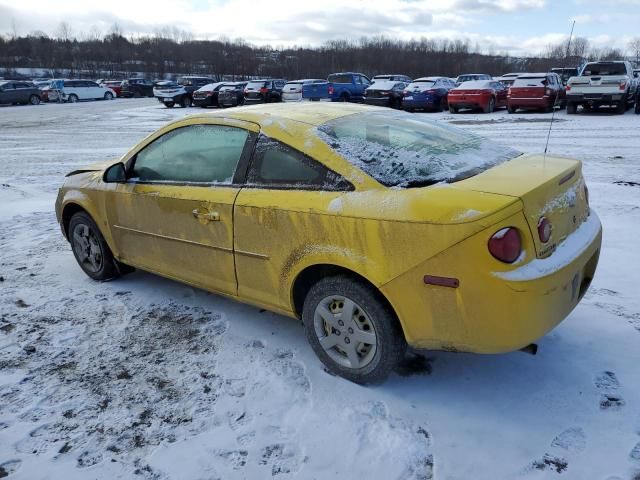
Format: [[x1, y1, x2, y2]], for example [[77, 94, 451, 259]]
[[192, 209, 220, 222]]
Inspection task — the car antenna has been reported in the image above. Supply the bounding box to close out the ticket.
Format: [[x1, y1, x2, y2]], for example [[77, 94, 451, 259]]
[[544, 20, 576, 162]]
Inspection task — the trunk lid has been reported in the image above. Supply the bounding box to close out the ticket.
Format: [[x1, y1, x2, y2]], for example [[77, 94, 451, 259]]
[[452, 154, 589, 258]]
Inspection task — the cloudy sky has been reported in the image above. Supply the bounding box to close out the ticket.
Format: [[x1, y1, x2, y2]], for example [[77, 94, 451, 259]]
[[0, 0, 638, 55]]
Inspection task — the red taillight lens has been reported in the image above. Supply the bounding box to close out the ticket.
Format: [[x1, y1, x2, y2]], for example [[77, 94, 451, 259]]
[[402, 90, 409, 96], [545, 88, 552, 96], [328, 86, 334, 95], [259, 87, 268, 93], [244, 89, 249, 94], [488, 228, 522, 263], [566, 85, 571, 91], [537, 217, 552, 243], [619, 81, 626, 91]]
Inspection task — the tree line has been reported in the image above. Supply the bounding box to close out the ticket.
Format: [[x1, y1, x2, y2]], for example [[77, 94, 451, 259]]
[[0, 28, 636, 81]]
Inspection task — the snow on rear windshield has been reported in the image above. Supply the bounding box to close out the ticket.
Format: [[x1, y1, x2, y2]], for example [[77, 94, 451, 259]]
[[316, 111, 521, 188]]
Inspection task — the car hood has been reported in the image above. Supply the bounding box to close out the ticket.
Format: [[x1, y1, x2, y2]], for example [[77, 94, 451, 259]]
[[65, 159, 119, 177]]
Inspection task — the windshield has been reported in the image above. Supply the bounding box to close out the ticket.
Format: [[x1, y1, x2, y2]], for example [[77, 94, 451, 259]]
[[407, 80, 435, 89], [247, 81, 267, 89], [581, 63, 626, 76], [316, 112, 520, 188], [512, 77, 547, 87]]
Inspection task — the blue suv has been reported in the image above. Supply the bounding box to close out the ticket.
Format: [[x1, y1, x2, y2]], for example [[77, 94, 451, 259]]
[[327, 72, 371, 102]]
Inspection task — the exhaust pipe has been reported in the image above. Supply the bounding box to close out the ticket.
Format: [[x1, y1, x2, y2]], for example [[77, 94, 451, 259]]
[[520, 343, 538, 355]]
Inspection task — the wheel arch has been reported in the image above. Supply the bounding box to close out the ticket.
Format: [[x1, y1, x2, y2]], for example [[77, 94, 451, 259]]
[[60, 199, 118, 255], [290, 263, 405, 337]]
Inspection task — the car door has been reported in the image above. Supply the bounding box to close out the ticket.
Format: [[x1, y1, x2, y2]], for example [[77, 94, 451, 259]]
[[64, 80, 80, 99], [13, 82, 30, 103], [1, 82, 17, 103], [105, 120, 258, 295], [84, 81, 101, 99], [233, 135, 353, 311]]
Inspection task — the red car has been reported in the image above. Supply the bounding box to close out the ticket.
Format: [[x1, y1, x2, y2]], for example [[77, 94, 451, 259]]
[[100, 80, 122, 97], [507, 73, 566, 113], [448, 80, 508, 113]]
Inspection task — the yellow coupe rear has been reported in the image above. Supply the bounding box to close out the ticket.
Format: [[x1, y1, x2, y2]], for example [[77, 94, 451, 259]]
[[56, 103, 602, 383]]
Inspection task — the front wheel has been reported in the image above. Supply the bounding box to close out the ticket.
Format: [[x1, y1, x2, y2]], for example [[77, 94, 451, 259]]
[[302, 275, 406, 384], [484, 97, 495, 113], [67, 94, 79, 103], [180, 96, 192, 108], [566, 102, 577, 114], [448, 105, 458, 114], [104, 92, 113, 100], [29, 95, 41, 105], [68, 212, 119, 281]]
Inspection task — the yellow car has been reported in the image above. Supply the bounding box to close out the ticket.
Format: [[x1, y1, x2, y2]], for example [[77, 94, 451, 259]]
[[56, 103, 602, 383]]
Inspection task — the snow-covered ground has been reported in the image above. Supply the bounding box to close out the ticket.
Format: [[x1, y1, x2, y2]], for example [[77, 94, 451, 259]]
[[1, 99, 639, 480]]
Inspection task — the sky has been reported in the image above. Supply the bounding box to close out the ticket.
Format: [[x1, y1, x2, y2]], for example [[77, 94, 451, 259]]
[[0, 0, 639, 56]]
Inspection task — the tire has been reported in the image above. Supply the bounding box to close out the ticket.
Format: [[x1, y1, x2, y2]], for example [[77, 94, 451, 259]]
[[635, 102, 640, 114], [484, 97, 495, 113], [566, 102, 577, 114], [507, 105, 515, 114], [449, 105, 458, 114], [165, 102, 175, 108], [544, 102, 553, 113], [339, 93, 349, 102], [29, 95, 40, 105], [67, 94, 79, 103], [615, 101, 626, 114], [133, 91, 141, 99], [104, 92, 113, 101], [302, 275, 407, 384], [68, 212, 119, 281], [180, 96, 192, 108], [405, 107, 415, 113]]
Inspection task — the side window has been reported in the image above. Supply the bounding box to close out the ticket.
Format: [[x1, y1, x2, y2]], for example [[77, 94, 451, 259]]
[[132, 125, 249, 184], [247, 136, 351, 190]]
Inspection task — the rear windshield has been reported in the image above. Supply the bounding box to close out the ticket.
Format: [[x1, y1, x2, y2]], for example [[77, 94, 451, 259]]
[[247, 81, 268, 88], [512, 77, 547, 87], [407, 80, 435, 89], [316, 112, 520, 188], [328, 74, 352, 83], [581, 63, 626, 76]]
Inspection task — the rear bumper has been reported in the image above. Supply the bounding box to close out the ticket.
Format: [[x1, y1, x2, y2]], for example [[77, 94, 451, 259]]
[[567, 93, 624, 103], [244, 97, 266, 104], [192, 98, 213, 107], [449, 99, 487, 109], [364, 98, 393, 107], [402, 97, 438, 109], [381, 210, 602, 353], [508, 96, 550, 108]]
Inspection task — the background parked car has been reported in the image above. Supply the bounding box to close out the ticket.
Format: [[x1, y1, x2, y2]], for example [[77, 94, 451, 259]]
[[496, 73, 526, 87], [371, 74, 412, 83], [455, 73, 491, 86], [0, 80, 41, 105], [192, 82, 228, 108], [635, 84, 640, 114], [244, 79, 286, 104], [281, 79, 330, 102], [448, 80, 508, 113], [401, 76, 455, 112], [120, 78, 154, 98], [363, 80, 408, 108], [327, 72, 371, 102], [153, 76, 214, 108], [551, 67, 579, 85], [508, 73, 566, 113], [218, 82, 247, 107], [100, 80, 123, 97], [47, 80, 116, 103]]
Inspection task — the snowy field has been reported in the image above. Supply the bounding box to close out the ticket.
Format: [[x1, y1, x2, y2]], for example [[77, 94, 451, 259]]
[[0, 99, 639, 480]]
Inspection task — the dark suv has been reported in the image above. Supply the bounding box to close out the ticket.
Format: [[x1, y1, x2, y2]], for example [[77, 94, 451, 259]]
[[244, 79, 286, 104], [120, 78, 154, 98], [218, 82, 248, 107], [0, 80, 41, 105]]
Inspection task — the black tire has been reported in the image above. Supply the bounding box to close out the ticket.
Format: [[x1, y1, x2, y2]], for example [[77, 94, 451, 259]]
[[484, 97, 495, 113], [615, 101, 626, 114], [339, 93, 349, 102], [68, 212, 119, 281], [507, 105, 515, 114], [67, 94, 79, 103], [405, 107, 415, 113], [165, 102, 175, 108], [133, 91, 141, 99], [29, 95, 41, 105], [448, 105, 458, 114], [302, 275, 407, 384], [635, 102, 640, 114], [566, 102, 577, 114], [180, 96, 192, 108], [104, 92, 113, 100]]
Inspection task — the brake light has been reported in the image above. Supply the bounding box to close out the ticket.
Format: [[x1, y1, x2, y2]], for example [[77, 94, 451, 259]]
[[403, 90, 409, 96], [259, 87, 268, 93], [619, 81, 626, 91], [545, 88, 552, 96], [328, 86, 334, 95], [566, 85, 571, 91], [423, 89, 436, 94], [488, 228, 522, 263], [537, 217, 552, 243], [244, 89, 249, 94]]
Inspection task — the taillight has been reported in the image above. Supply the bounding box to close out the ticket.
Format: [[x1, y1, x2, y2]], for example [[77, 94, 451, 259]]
[[537, 217, 552, 243], [259, 87, 268, 93], [488, 228, 522, 263], [328, 86, 334, 95], [566, 85, 571, 91], [619, 81, 626, 91], [508, 88, 512, 95], [423, 89, 436, 94], [402, 90, 409, 96], [244, 89, 249, 94], [545, 88, 552, 96]]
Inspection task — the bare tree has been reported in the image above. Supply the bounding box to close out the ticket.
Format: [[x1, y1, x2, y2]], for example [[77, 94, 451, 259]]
[[628, 37, 640, 67], [56, 21, 73, 42]]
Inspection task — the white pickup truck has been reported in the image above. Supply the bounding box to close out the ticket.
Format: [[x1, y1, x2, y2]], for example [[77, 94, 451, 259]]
[[565, 61, 638, 114]]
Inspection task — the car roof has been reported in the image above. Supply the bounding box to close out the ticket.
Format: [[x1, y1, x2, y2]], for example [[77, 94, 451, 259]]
[[367, 80, 404, 89], [457, 73, 489, 77], [455, 80, 494, 89], [412, 77, 446, 82]]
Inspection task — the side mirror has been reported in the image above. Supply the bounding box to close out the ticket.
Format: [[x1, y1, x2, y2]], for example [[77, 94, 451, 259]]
[[103, 162, 127, 183]]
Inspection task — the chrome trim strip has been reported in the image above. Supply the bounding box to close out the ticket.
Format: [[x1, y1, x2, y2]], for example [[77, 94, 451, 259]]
[[113, 224, 232, 253], [235, 249, 270, 260]]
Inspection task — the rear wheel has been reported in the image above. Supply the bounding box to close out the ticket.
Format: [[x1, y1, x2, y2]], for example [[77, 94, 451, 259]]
[[507, 105, 515, 114], [339, 93, 349, 102], [133, 91, 141, 99], [68, 212, 119, 281], [104, 92, 113, 100], [635, 102, 640, 114], [448, 105, 458, 114], [29, 95, 40, 105], [164, 102, 175, 108], [615, 100, 626, 114], [484, 97, 495, 113], [302, 275, 406, 384], [566, 102, 577, 114], [180, 96, 192, 108], [67, 94, 79, 103]]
